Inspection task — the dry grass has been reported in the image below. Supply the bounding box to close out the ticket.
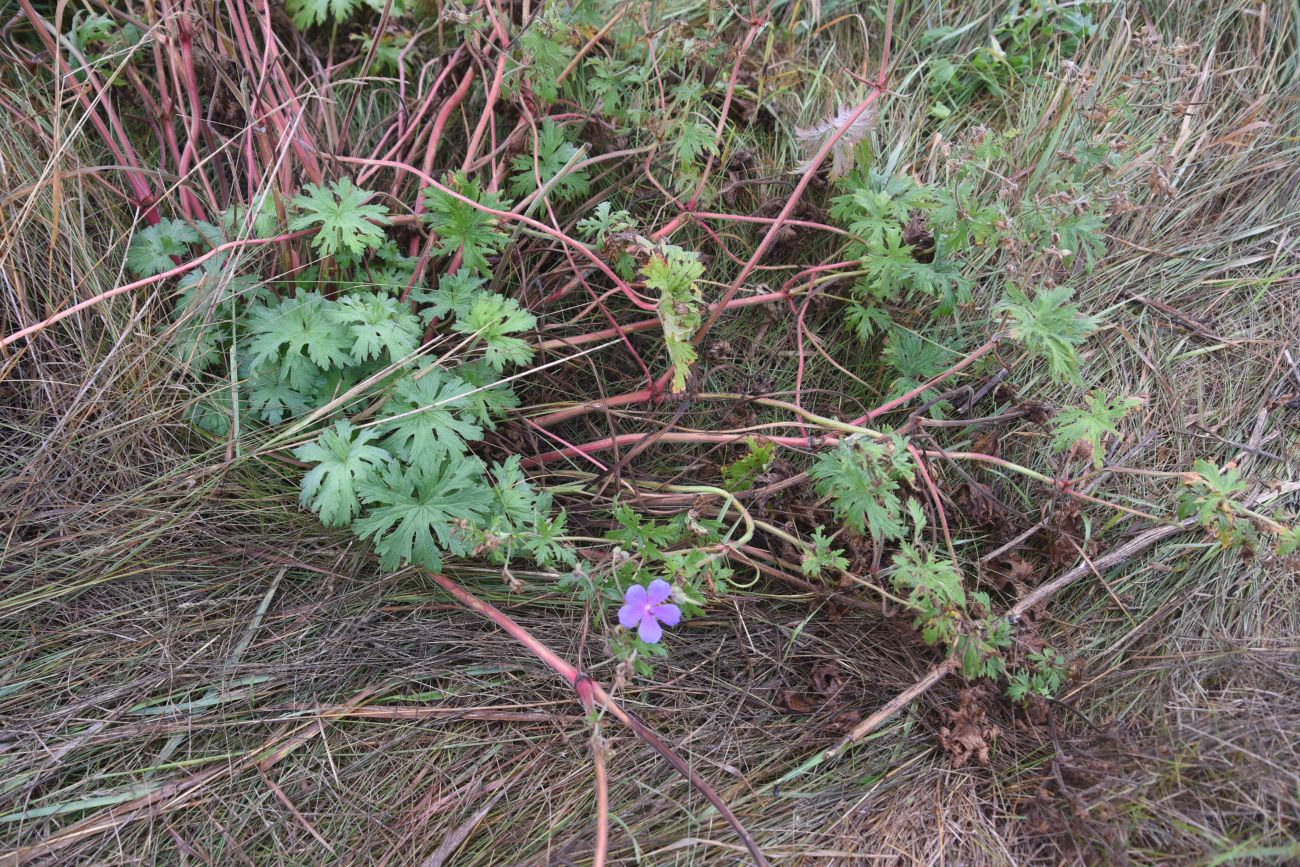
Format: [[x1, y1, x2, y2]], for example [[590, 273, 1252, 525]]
[[3, 1, 1299, 865]]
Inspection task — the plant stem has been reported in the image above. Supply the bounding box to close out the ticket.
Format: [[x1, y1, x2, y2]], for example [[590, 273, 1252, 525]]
[[425, 570, 771, 866]]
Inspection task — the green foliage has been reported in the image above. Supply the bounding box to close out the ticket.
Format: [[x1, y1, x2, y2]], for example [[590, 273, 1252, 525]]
[[829, 170, 973, 333], [890, 547, 1014, 682], [583, 55, 650, 126], [480, 456, 575, 569], [247, 290, 352, 389], [831, 174, 934, 250], [222, 196, 281, 239], [641, 244, 705, 392], [514, 18, 574, 105], [451, 294, 536, 371], [294, 421, 390, 527], [890, 544, 965, 646], [69, 11, 142, 78], [592, 502, 732, 673], [328, 291, 422, 364], [287, 0, 397, 30], [247, 371, 314, 425], [811, 435, 917, 544], [882, 330, 957, 408], [377, 369, 483, 466], [509, 120, 590, 200], [996, 285, 1098, 384], [1021, 205, 1106, 274], [721, 438, 774, 493], [577, 202, 635, 245], [350, 30, 410, 76], [422, 174, 511, 276], [411, 269, 487, 323], [1177, 460, 1254, 549], [845, 302, 893, 342], [128, 177, 564, 579], [131, 5, 1253, 717], [1051, 393, 1140, 468], [454, 360, 521, 429], [957, 613, 1013, 682], [354, 456, 493, 571], [671, 118, 717, 168], [290, 179, 390, 261], [802, 528, 849, 579], [1006, 648, 1067, 702], [1276, 527, 1300, 557], [923, 2, 1096, 113], [127, 219, 202, 277], [1005, 643, 1066, 702]]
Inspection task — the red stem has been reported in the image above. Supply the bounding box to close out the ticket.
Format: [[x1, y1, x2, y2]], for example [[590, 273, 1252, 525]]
[[334, 156, 659, 312], [17, 0, 159, 222], [425, 571, 770, 867], [1, 230, 316, 349], [850, 337, 1000, 426], [537, 288, 792, 353]]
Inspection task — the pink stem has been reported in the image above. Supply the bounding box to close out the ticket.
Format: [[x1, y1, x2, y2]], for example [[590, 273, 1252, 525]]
[[523, 431, 828, 467], [334, 156, 658, 312], [536, 288, 794, 354], [850, 337, 1000, 426], [425, 571, 770, 867], [2, 230, 316, 348]]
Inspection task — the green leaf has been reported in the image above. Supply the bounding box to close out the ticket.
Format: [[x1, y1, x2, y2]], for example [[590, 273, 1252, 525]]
[[488, 455, 539, 530], [355, 457, 493, 570], [892, 543, 965, 608], [721, 437, 774, 492], [246, 290, 352, 390], [1178, 460, 1253, 549], [641, 244, 705, 393], [526, 507, 575, 568], [584, 56, 648, 121], [376, 368, 483, 466], [1276, 526, 1300, 557], [222, 197, 281, 239], [810, 435, 916, 544], [127, 219, 200, 277], [289, 178, 390, 260], [509, 120, 590, 200], [802, 528, 849, 578], [831, 174, 934, 252], [577, 202, 634, 245], [891, 544, 966, 648], [286, 0, 399, 29], [247, 370, 316, 424], [672, 119, 716, 167], [1051, 392, 1140, 468], [422, 174, 511, 276], [516, 24, 573, 105], [844, 302, 892, 343], [349, 30, 410, 76], [294, 421, 390, 526], [411, 269, 487, 324], [451, 293, 536, 371], [995, 285, 1098, 384], [327, 291, 422, 363], [453, 360, 521, 429], [883, 331, 957, 403]]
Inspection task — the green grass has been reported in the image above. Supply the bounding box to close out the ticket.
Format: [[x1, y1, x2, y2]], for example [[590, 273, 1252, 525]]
[[2, 0, 1299, 863]]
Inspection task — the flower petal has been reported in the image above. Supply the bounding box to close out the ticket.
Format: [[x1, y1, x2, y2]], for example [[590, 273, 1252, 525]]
[[622, 583, 647, 608], [652, 602, 681, 627], [618, 602, 641, 630], [637, 615, 663, 644], [646, 579, 672, 605]]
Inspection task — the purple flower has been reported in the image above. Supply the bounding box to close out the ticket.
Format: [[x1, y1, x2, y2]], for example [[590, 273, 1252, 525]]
[[618, 579, 681, 644]]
